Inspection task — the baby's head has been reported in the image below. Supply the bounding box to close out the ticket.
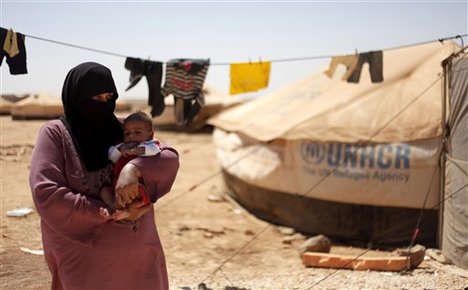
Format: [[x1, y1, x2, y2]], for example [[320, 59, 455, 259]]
[[122, 111, 154, 143]]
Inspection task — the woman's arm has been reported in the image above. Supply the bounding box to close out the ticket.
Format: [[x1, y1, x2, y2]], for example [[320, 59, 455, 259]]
[[29, 122, 107, 246]]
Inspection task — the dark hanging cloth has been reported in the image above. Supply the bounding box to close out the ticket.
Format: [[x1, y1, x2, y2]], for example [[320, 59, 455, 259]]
[[347, 51, 383, 83], [162, 58, 210, 126], [124, 58, 164, 117], [0, 27, 28, 74], [60, 62, 123, 172]]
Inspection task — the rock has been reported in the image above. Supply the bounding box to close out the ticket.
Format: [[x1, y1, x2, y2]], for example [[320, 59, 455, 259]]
[[282, 236, 296, 244], [207, 194, 225, 202], [197, 283, 213, 290], [395, 244, 426, 268], [276, 226, 295, 236], [425, 248, 452, 265], [203, 232, 214, 239], [244, 229, 255, 236], [298, 234, 331, 256]]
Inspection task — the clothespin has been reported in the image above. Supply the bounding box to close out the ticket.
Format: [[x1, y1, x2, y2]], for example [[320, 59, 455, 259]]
[[455, 35, 464, 47]]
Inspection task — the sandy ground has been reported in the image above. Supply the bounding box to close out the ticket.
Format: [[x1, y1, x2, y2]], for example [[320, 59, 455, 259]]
[[1, 104, 467, 290]]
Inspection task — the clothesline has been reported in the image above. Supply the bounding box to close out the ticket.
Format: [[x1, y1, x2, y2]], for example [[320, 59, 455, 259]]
[[15, 28, 467, 65]]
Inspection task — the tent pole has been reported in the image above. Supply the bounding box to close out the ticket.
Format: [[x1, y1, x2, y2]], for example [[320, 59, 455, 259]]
[[438, 56, 451, 248]]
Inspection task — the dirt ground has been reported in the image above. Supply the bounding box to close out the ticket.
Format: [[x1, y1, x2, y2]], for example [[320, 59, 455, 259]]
[[1, 105, 467, 290]]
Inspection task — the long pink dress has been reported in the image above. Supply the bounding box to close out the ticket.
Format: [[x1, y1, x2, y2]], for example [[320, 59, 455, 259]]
[[29, 120, 179, 290]]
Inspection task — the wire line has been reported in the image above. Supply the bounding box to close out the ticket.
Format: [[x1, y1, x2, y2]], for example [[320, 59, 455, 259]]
[[5, 26, 465, 65]]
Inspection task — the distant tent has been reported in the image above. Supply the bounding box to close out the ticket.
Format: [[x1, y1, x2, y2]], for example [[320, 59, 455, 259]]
[[153, 86, 249, 130], [0, 96, 14, 115], [0, 94, 28, 115], [10, 93, 131, 120], [208, 41, 460, 246], [11, 93, 63, 120]]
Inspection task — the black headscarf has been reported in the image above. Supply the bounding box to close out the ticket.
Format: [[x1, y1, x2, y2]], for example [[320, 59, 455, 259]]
[[60, 62, 123, 172]]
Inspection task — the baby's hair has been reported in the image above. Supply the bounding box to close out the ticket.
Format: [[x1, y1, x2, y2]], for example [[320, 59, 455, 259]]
[[124, 111, 153, 131]]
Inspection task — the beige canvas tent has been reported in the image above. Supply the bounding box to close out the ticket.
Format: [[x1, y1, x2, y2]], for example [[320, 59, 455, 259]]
[[153, 86, 248, 130], [208, 41, 461, 246], [0, 94, 28, 115], [11, 93, 64, 120], [441, 52, 468, 269], [0, 97, 15, 115], [10, 93, 131, 120]]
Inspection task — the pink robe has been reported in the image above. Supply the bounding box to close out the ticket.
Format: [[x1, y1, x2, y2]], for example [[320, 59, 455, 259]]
[[29, 120, 179, 290]]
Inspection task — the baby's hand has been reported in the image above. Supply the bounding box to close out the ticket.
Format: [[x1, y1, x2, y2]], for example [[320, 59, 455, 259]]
[[109, 208, 131, 221], [99, 207, 114, 220], [99, 206, 131, 221], [120, 147, 130, 157], [113, 200, 150, 221], [101, 200, 146, 221], [120, 142, 138, 150], [121, 147, 145, 157]]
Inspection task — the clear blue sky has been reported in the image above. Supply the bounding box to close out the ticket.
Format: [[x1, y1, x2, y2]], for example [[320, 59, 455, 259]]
[[1, 1, 467, 100]]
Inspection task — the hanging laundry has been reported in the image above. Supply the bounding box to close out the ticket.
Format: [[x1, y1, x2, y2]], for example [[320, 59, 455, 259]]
[[0, 27, 27, 75], [3, 29, 19, 58], [229, 61, 271, 95], [124, 58, 164, 117], [324, 54, 359, 81], [162, 58, 210, 126], [347, 51, 383, 83]]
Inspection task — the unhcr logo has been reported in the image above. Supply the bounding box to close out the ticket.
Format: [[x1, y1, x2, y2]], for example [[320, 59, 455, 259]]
[[300, 143, 327, 164], [301, 142, 410, 170]]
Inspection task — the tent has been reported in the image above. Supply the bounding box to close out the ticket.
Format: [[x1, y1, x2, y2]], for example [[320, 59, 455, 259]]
[[0, 94, 28, 115], [153, 86, 249, 130], [10, 93, 131, 120], [11, 93, 64, 120], [441, 52, 468, 269], [208, 41, 460, 246]]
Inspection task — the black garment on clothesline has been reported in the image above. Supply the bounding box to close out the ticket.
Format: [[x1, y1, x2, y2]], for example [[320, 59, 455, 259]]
[[0, 27, 28, 75], [347, 51, 383, 83], [124, 57, 165, 117]]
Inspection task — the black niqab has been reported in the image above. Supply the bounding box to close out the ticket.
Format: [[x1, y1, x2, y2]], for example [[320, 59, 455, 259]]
[[61, 62, 123, 172]]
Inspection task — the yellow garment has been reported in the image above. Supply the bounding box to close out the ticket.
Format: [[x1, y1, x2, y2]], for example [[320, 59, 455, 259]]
[[3, 29, 20, 58], [230, 61, 271, 95]]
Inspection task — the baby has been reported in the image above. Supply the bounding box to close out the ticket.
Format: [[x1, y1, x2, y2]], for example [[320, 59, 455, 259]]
[[100, 111, 161, 219]]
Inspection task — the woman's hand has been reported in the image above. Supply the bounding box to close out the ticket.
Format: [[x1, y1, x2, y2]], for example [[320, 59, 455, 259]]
[[115, 163, 142, 207], [112, 200, 151, 222]]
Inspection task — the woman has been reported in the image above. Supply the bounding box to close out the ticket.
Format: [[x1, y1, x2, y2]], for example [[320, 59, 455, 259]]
[[29, 62, 179, 290]]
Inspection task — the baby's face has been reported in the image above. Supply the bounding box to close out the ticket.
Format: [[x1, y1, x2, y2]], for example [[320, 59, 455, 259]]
[[123, 121, 153, 143]]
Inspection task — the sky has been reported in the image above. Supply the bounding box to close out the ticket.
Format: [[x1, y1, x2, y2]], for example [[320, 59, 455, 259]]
[[1, 1, 467, 100]]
